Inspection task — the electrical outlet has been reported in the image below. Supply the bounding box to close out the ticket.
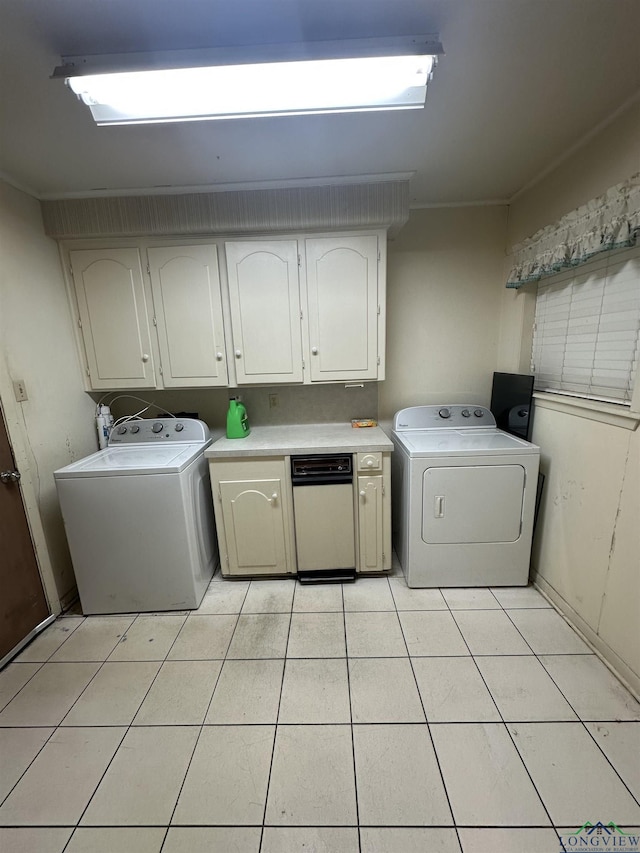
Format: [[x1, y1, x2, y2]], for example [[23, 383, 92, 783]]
[[13, 380, 28, 402], [269, 393, 279, 409]]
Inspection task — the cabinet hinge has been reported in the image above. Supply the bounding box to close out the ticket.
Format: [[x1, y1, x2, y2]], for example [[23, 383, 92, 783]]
[[225, 554, 229, 566], [77, 317, 82, 328], [146, 263, 151, 275], [158, 365, 163, 375], [152, 317, 157, 326], [378, 250, 381, 262], [377, 304, 381, 315], [377, 356, 381, 365], [86, 367, 90, 377], [382, 485, 386, 496], [69, 265, 74, 278], [302, 359, 305, 370], [298, 254, 302, 267], [300, 310, 303, 320]]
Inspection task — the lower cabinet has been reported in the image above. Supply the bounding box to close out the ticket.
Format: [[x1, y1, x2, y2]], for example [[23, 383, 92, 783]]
[[209, 452, 391, 578]]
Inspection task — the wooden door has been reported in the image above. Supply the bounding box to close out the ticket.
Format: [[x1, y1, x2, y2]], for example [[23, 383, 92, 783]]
[[0, 405, 49, 663], [225, 240, 303, 384], [147, 245, 228, 387]]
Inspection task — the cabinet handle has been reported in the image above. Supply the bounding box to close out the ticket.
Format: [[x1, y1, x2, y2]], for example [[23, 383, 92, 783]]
[[359, 490, 366, 498], [141, 353, 150, 362], [270, 493, 278, 503], [216, 352, 223, 361], [311, 346, 318, 355], [235, 349, 242, 359], [366, 459, 374, 467]]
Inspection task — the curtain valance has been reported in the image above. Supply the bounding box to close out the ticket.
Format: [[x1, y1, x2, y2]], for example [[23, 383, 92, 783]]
[[506, 172, 640, 288]]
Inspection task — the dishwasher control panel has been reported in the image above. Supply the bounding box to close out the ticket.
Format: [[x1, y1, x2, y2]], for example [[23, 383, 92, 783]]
[[291, 454, 353, 485]]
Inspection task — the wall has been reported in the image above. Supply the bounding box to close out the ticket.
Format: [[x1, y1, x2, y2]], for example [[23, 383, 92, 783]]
[[499, 100, 640, 695], [0, 180, 96, 611], [379, 206, 508, 425]]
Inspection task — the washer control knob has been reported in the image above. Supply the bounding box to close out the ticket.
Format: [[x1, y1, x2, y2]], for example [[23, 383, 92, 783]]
[[152, 422, 164, 433], [474, 409, 484, 417], [130, 424, 140, 434], [438, 408, 451, 419], [116, 425, 127, 435], [461, 409, 471, 417], [175, 423, 184, 432]]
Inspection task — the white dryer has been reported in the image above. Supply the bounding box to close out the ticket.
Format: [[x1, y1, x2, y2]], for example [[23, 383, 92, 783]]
[[391, 405, 539, 587], [54, 418, 217, 614]]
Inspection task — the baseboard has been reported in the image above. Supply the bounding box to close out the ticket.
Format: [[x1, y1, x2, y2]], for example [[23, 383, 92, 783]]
[[532, 572, 640, 700]]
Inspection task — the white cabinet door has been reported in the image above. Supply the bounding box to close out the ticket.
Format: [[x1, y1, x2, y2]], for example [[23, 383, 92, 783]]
[[225, 240, 303, 384], [357, 475, 385, 572], [69, 248, 156, 389], [219, 478, 290, 575], [305, 235, 379, 382], [147, 245, 228, 387]]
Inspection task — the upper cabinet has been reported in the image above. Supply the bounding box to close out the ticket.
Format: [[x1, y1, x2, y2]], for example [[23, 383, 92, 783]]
[[65, 230, 386, 390]]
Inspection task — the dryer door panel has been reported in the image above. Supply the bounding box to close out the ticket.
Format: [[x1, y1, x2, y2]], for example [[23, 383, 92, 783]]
[[422, 465, 524, 544]]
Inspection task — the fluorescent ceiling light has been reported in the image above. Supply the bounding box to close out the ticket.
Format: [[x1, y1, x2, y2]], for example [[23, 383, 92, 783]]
[[53, 37, 442, 125]]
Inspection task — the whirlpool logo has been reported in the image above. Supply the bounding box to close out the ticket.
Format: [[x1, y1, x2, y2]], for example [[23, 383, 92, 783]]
[[560, 822, 639, 849]]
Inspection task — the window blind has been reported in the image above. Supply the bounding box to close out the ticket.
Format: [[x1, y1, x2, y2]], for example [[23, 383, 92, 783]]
[[531, 246, 640, 403]]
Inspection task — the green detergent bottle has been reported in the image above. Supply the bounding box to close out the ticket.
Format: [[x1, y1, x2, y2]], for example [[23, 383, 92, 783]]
[[226, 397, 251, 438]]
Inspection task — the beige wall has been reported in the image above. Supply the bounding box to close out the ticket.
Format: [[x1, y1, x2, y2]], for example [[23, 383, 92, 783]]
[[0, 180, 96, 609], [379, 206, 508, 424], [501, 99, 640, 694]]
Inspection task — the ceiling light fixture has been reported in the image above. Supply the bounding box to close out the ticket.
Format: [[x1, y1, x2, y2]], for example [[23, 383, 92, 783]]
[[52, 36, 443, 125]]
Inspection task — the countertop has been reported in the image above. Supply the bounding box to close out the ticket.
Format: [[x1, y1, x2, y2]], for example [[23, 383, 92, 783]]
[[205, 423, 393, 458]]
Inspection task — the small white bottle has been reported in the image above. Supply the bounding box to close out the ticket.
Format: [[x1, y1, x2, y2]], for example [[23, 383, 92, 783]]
[[96, 405, 114, 449]]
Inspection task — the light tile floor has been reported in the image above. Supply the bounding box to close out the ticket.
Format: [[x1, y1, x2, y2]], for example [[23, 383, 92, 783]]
[[1, 569, 639, 853]]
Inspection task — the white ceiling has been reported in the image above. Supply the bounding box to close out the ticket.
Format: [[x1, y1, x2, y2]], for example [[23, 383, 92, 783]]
[[1, 0, 639, 205]]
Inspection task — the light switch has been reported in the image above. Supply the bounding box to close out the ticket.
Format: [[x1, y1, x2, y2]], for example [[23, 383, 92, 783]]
[[13, 379, 28, 402]]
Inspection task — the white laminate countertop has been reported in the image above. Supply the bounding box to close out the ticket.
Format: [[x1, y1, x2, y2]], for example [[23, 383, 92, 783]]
[[204, 423, 393, 458]]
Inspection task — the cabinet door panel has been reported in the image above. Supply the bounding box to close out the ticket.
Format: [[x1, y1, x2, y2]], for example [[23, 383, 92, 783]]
[[225, 241, 303, 384], [358, 475, 385, 572], [220, 478, 289, 575], [305, 236, 379, 381], [148, 245, 227, 387], [70, 248, 155, 389]]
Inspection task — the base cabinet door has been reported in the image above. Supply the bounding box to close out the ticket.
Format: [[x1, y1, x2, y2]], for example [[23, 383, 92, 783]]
[[212, 459, 294, 576], [356, 452, 391, 572]]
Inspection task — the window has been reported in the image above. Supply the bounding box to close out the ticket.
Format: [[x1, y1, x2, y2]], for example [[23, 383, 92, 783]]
[[531, 246, 640, 404]]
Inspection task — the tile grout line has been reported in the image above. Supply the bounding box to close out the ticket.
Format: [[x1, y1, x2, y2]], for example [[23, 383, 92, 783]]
[[343, 582, 363, 853]]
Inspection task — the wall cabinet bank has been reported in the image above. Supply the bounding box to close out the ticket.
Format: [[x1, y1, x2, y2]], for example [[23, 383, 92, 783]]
[[63, 231, 387, 390]]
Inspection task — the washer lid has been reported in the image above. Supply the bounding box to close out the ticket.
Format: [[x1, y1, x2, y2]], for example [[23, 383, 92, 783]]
[[393, 429, 539, 457], [54, 442, 207, 478]]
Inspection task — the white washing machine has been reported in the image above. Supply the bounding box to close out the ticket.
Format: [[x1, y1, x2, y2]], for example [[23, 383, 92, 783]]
[[391, 405, 540, 587], [54, 418, 217, 614]]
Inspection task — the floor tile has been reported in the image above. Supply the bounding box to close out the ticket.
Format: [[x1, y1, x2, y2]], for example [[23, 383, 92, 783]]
[[65, 827, 166, 853], [49, 616, 134, 661], [226, 614, 291, 659], [0, 828, 73, 853], [81, 726, 198, 825], [108, 615, 187, 661], [490, 586, 551, 609], [292, 582, 343, 612], [354, 723, 452, 826], [166, 614, 237, 659], [15, 617, 84, 662], [0, 663, 100, 727], [360, 828, 461, 853], [0, 728, 54, 801], [134, 660, 222, 725], [413, 657, 500, 722], [389, 578, 448, 610], [287, 613, 345, 658], [452, 610, 532, 655], [0, 727, 125, 825], [458, 828, 562, 853], [509, 722, 640, 825], [205, 659, 284, 724], [242, 579, 295, 613], [399, 611, 468, 656], [278, 658, 350, 723], [475, 656, 578, 721], [265, 725, 357, 825], [431, 723, 549, 826], [349, 658, 425, 723], [539, 655, 640, 720], [342, 577, 394, 611], [345, 611, 407, 656], [61, 661, 160, 726], [196, 581, 249, 614], [163, 827, 262, 853], [262, 827, 359, 852], [506, 608, 590, 654], [441, 588, 500, 609], [173, 725, 274, 825], [0, 663, 41, 711], [585, 722, 640, 800]]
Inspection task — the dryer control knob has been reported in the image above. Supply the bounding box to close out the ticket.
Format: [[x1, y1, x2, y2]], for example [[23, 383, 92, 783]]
[[152, 422, 163, 433], [174, 423, 184, 432], [130, 425, 140, 434], [474, 409, 484, 417], [438, 408, 451, 419], [116, 426, 127, 435], [461, 409, 471, 417]]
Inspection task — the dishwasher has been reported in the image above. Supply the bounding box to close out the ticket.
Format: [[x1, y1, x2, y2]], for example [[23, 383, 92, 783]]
[[291, 454, 356, 583]]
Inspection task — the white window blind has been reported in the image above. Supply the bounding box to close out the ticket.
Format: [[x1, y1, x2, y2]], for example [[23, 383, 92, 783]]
[[531, 246, 640, 403]]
